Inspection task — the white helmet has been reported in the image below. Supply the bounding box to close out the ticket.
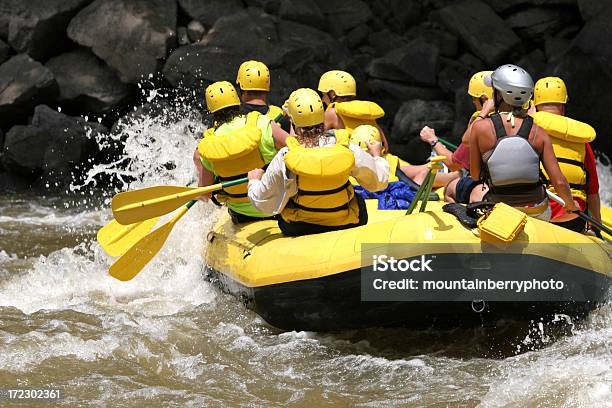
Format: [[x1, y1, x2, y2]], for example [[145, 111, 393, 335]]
[[485, 64, 534, 107]]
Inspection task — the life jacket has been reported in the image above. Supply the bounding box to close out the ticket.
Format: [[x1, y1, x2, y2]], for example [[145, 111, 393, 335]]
[[198, 111, 265, 203], [482, 114, 547, 208], [282, 132, 361, 227], [530, 111, 596, 202], [334, 100, 385, 130], [386, 154, 400, 182]]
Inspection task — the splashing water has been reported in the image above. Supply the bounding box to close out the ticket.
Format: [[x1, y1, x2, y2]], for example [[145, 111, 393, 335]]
[[0, 94, 610, 406]]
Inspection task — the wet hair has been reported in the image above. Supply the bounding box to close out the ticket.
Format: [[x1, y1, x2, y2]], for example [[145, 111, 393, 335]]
[[212, 106, 241, 129], [295, 124, 326, 147], [242, 90, 268, 100]]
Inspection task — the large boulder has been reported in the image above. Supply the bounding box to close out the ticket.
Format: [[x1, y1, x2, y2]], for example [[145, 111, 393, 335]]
[[553, 53, 612, 155], [163, 9, 349, 103], [489, 0, 577, 13], [1, 105, 107, 185], [279, 0, 326, 29], [46, 48, 131, 114], [366, 39, 439, 86], [313, 0, 372, 35], [0, 54, 58, 126], [6, 0, 91, 61], [370, 0, 421, 33], [572, 8, 612, 74], [367, 29, 408, 57], [577, 0, 608, 21], [434, 0, 521, 66], [0, 39, 9, 64], [407, 26, 459, 58], [177, 0, 244, 28], [391, 100, 455, 164], [367, 79, 444, 101], [163, 9, 279, 89], [506, 6, 576, 43], [67, 0, 177, 84]]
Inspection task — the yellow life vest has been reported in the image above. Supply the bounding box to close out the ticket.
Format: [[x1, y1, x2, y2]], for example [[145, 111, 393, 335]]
[[531, 111, 596, 201], [335, 100, 385, 130], [266, 104, 284, 122], [385, 154, 400, 182], [198, 111, 265, 203], [282, 133, 361, 227]]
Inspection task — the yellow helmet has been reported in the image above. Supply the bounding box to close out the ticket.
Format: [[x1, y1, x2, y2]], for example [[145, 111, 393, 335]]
[[287, 88, 325, 128], [468, 71, 494, 99], [236, 60, 270, 91], [205, 81, 240, 113], [350, 125, 382, 152], [317, 70, 356, 97], [534, 76, 568, 106]]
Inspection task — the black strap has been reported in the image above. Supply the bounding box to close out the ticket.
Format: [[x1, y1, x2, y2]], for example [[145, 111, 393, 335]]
[[221, 191, 248, 198], [297, 181, 351, 196], [490, 114, 506, 139], [287, 200, 350, 213], [516, 116, 533, 140], [557, 157, 585, 169], [217, 173, 247, 182]]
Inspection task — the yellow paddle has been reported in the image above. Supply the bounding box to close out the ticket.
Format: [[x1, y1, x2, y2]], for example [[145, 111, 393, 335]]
[[112, 177, 248, 225], [109, 201, 197, 281], [97, 217, 160, 257]]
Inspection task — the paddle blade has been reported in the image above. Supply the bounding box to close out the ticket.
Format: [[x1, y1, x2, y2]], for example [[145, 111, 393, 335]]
[[97, 217, 160, 257], [109, 221, 174, 281], [112, 185, 195, 225]]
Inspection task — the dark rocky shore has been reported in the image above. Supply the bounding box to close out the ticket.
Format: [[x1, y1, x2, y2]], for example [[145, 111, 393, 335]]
[[0, 0, 610, 191]]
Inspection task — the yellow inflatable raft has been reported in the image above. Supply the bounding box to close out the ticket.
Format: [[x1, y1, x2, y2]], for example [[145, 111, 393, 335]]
[[204, 199, 611, 331]]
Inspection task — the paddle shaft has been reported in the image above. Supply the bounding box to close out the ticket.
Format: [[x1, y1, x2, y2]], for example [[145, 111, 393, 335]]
[[546, 190, 611, 236], [118, 178, 248, 213], [438, 137, 457, 151]]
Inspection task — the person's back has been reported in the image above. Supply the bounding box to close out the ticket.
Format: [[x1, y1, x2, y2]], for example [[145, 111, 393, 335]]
[[194, 81, 279, 223], [469, 65, 578, 219], [247, 88, 389, 236], [533, 76, 601, 232]]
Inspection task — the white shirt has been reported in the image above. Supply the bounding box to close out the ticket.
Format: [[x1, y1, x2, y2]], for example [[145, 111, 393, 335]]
[[248, 135, 389, 215]]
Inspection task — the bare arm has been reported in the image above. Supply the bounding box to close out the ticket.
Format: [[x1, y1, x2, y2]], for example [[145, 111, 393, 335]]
[[271, 121, 289, 150], [587, 193, 601, 222], [469, 120, 484, 181], [193, 148, 215, 201], [376, 124, 390, 153], [420, 126, 461, 170], [324, 108, 343, 131]]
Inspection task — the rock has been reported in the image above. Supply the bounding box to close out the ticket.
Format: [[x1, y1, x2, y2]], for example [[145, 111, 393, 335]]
[[45, 48, 131, 114], [366, 39, 439, 86], [490, 0, 577, 13], [279, 0, 326, 30], [1, 125, 46, 177], [2, 105, 108, 185], [0, 172, 29, 191], [6, 0, 91, 61], [343, 24, 369, 49], [177, 0, 244, 28], [313, 0, 373, 34], [163, 9, 279, 88], [0, 39, 9, 64], [371, 0, 421, 33], [0, 54, 58, 126], [506, 6, 575, 43], [515, 49, 547, 81], [367, 29, 407, 56], [553, 53, 612, 155], [187, 20, 205, 42], [434, 0, 521, 66], [578, 0, 608, 21], [367, 79, 445, 101], [437, 58, 474, 95], [545, 36, 570, 62], [244, 0, 282, 14], [452, 86, 476, 142], [392, 100, 455, 144], [177, 27, 190, 45], [407, 26, 459, 57], [67, 0, 177, 84], [572, 8, 612, 73]]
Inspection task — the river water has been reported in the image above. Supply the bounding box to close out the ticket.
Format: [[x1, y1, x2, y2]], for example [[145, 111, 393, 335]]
[[1, 101, 611, 407]]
